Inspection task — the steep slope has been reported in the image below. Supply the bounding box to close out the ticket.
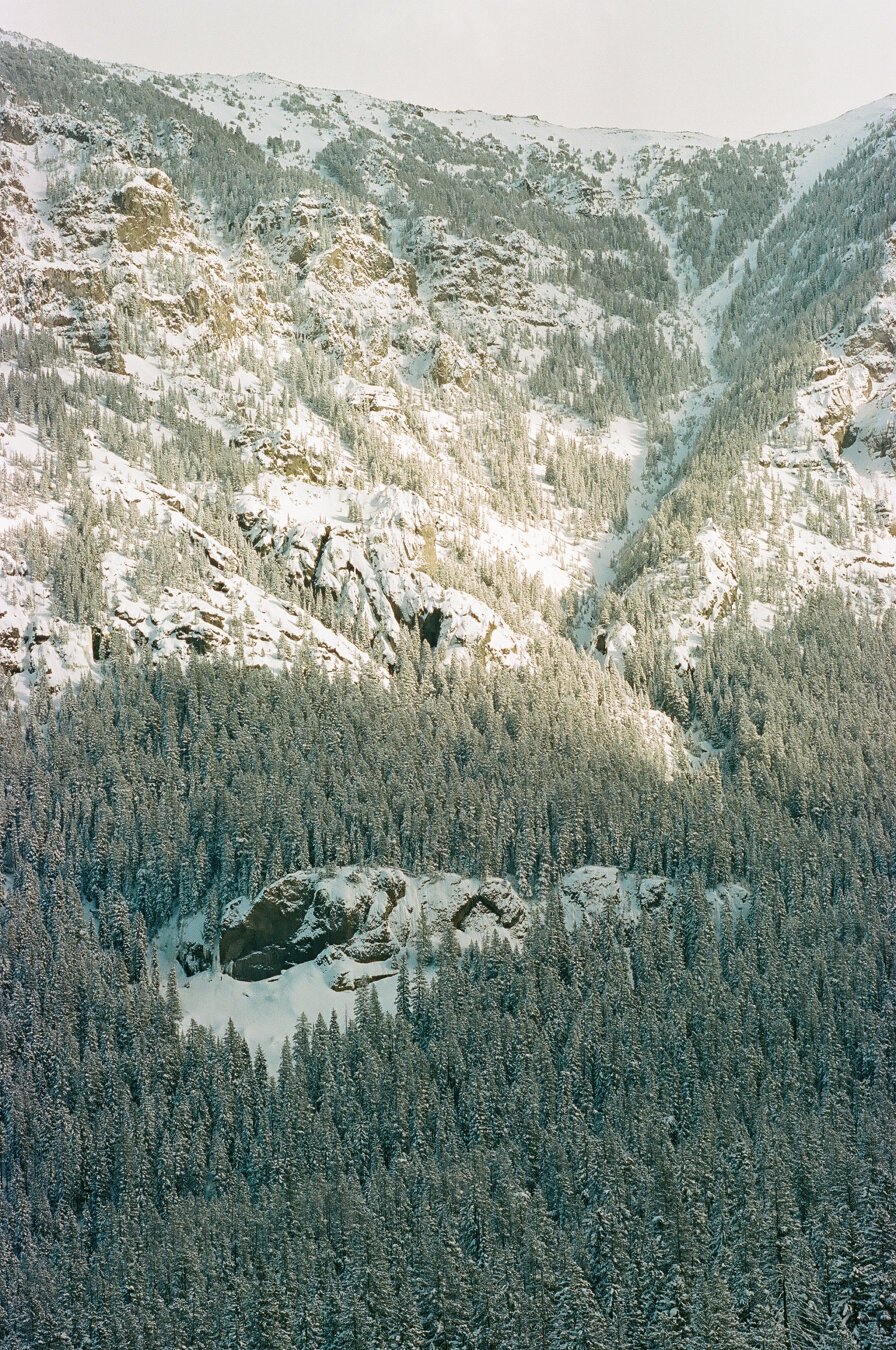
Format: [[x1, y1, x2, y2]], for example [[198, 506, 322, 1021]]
[[2, 27, 896, 1021], [3, 33, 896, 1350], [0, 32, 705, 709], [596, 123, 896, 707]]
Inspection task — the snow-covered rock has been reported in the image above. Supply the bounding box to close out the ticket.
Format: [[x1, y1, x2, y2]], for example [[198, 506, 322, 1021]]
[[235, 481, 528, 666], [163, 861, 750, 1063], [216, 865, 530, 981]]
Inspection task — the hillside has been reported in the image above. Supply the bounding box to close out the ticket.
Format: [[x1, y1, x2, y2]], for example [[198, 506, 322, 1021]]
[[2, 30, 896, 1350]]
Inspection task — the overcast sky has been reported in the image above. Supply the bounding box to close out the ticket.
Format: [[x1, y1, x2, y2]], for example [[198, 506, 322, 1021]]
[[4, 0, 895, 138]]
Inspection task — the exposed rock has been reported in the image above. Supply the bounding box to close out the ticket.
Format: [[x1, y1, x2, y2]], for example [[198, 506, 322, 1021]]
[[175, 911, 214, 976], [50, 182, 115, 248], [781, 354, 877, 461], [405, 216, 561, 329], [638, 876, 667, 909], [0, 101, 39, 145], [342, 378, 402, 417], [218, 866, 530, 981], [310, 227, 411, 294], [221, 872, 333, 979], [220, 867, 408, 980], [202, 862, 744, 984], [235, 483, 527, 667], [559, 866, 624, 922], [178, 936, 213, 977], [330, 965, 396, 992], [0, 606, 24, 672], [35, 261, 108, 305], [691, 526, 739, 623], [112, 171, 178, 251], [425, 335, 474, 388]]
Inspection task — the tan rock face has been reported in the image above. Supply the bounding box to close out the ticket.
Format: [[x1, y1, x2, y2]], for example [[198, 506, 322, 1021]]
[[843, 312, 896, 381], [113, 172, 178, 250], [310, 229, 402, 291], [428, 335, 474, 387], [38, 263, 108, 305], [406, 217, 543, 314], [51, 184, 115, 248], [0, 79, 541, 705], [182, 279, 240, 339]]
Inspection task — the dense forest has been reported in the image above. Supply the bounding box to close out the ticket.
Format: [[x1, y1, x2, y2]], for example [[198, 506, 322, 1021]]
[[2, 594, 896, 1349]]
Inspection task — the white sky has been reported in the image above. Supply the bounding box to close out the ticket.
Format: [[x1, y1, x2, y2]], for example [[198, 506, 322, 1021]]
[[4, 0, 896, 138]]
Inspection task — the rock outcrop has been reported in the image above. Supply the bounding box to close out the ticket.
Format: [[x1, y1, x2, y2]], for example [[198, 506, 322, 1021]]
[[185, 862, 748, 986], [217, 866, 529, 981], [236, 483, 528, 667]]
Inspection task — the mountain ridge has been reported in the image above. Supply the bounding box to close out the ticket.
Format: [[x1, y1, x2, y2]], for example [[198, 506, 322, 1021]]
[[4, 24, 892, 147]]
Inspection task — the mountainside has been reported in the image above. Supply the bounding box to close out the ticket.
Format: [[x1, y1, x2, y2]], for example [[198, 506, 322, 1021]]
[[3, 27, 896, 1350], [2, 28, 896, 1013]]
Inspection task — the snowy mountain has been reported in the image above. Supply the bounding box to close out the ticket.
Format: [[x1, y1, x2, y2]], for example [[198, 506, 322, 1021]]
[[5, 28, 896, 1349], [1, 27, 896, 1038]]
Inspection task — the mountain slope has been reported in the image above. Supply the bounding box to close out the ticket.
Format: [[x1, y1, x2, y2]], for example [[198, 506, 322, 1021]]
[[1, 27, 896, 1005], [3, 31, 896, 1350]]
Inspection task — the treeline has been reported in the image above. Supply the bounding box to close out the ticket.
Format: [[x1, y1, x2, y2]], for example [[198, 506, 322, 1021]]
[[3, 590, 896, 946]]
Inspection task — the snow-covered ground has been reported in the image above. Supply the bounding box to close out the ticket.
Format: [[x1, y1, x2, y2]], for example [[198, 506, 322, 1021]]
[[156, 862, 749, 1061]]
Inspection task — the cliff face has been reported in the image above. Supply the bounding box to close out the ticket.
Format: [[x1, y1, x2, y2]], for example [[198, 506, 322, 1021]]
[[3, 38, 896, 714]]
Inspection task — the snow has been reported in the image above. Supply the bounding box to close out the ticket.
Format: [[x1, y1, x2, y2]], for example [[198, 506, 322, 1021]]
[[178, 963, 365, 1062], [748, 600, 776, 632], [110, 50, 896, 244], [3, 28, 896, 736], [765, 95, 896, 196], [159, 862, 751, 1062], [585, 417, 651, 589]]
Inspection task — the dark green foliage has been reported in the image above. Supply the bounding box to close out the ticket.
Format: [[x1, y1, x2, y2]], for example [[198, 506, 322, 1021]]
[[2, 598, 895, 1350], [650, 141, 790, 286], [5, 644, 668, 930], [544, 433, 631, 532], [530, 327, 629, 427], [314, 135, 373, 199], [48, 490, 105, 625], [720, 123, 896, 362], [530, 321, 703, 432], [594, 320, 704, 420]]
